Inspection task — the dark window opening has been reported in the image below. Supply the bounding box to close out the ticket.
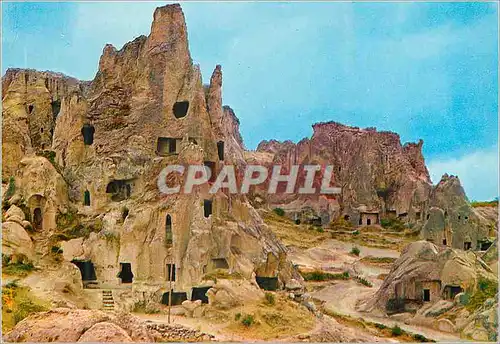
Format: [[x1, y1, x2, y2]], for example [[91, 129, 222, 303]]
[[189, 137, 198, 145], [173, 101, 189, 118], [33, 208, 43, 230], [295, 219, 301, 225], [161, 291, 187, 305], [426, 214, 430, 220], [204, 161, 216, 183], [217, 141, 224, 161], [166, 214, 173, 244], [442, 238, 447, 246], [479, 241, 492, 251], [191, 287, 211, 304], [344, 215, 350, 221], [204, 200, 213, 218], [40, 128, 44, 133], [72, 260, 97, 282], [81, 124, 95, 145], [118, 263, 133, 283], [464, 216, 469, 220], [256, 276, 278, 291], [415, 212, 421, 219], [444, 285, 463, 300], [166, 263, 176, 281], [444, 211, 448, 218], [212, 258, 229, 269], [423, 289, 430, 302], [464, 241, 472, 250], [106, 180, 132, 202], [83, 190, 90, 206], [458, 215, 461, 220], [358, 218, 362, 225], [51, 100, 61, 119], [28, 105, 34, 114], [367, 218, 372, 225], [157, 137, 178, 156], [122, 207, 129, 220]]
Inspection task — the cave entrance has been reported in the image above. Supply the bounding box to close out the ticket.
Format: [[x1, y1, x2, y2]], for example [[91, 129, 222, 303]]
[[211, 258, 229, 269], [478, 241, 492, 251], [72, 260, 97, 282], [161, 291, 187, 305], [165, 214, 173, 245], [217, 141, 224, 161], [166, 263, 176, 281], [33, 208, 43, 230], [156, 137, 179, 156], [203, 200, 213, 218], [367, 219, 371, 225], [83, 190, 90, 206], [28, 105, 34, 114], [191, 286, 211, 304], [81, 124, 95, 145], [442, 238, 447, 246], [118, 263, 133, 283], [173, 101, 189, 118], [444, 285, 463, 300], [464, 241, 472, 251], [422, 289, 430, 302], [106, 180, 132, 201], [256, 276, 278, 291]]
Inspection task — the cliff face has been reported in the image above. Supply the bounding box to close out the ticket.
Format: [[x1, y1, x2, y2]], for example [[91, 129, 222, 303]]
[[2, 4, 297, 311], [255, 121, 432, 225]]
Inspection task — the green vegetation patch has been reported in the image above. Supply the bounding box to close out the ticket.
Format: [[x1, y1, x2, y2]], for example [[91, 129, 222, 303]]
[[273, 207, 285, 216], [2, 255, 35, 277], [380, 218, 406, 231], [300, 270, 350, 282], [465, 278, 498, 312]]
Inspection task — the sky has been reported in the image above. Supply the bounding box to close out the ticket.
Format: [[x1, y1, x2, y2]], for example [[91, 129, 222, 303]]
[[2, 1, 498, 201]]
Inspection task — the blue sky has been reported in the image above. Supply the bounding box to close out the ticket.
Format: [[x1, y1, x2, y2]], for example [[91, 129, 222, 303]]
[[2, 2, 498, 201]]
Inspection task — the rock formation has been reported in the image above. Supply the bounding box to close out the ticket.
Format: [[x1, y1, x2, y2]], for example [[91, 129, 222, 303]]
[[2, 4, 298, 312]]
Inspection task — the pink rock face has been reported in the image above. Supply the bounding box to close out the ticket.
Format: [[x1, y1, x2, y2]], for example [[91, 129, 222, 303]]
[[254, 121, 432, 221]]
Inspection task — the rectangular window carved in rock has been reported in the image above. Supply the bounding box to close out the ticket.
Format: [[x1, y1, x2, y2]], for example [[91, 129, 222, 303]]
[[203, 200, 213, 218]]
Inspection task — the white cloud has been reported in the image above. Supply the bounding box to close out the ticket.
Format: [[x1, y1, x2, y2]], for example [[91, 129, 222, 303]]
[[427, 146, 499, 201]]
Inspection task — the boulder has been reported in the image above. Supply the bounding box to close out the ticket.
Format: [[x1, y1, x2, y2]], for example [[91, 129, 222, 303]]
[[181, 300, 202, 318], [77, 322, 133, 342], [437, 318, 455, 333], [2, 221, 34, 262]]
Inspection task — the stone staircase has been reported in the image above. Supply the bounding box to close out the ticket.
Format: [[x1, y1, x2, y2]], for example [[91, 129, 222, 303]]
[[102, 290, 115, 311]]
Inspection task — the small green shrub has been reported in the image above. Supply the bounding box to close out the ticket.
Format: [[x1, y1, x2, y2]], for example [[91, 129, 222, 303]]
[[354, 276, 373, 287], [273, 208, 285, 216], [413, 333, 431, 342], [380, 218, 406, 231], [264, 292, 275, 306], [4, 176, 15, 200], [391, 325, 403, 336], [2, 259, 35, 277], [350, 246, 360, 256], [235, 312, 242, 321], [375, 323, 387, 329], [352, 230, 360, 235], [12, 297, 48, 324], [316, 226, 324, 233], [51, 246, 63, 254], [466, 278, 498, 312], [241, 314, 254, 327]]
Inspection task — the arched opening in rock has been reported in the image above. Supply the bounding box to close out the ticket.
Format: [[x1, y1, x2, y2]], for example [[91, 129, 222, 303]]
[[203, 200, 213, 218], [211, 258, 229, 270], [344, 215, 350, 221], [173, 101, 189, 118], [81, 124, 95, 145], [156, 137, 179, 156], [464, 241, 472, 250], [161, 291, 187, 305], [442, 238, 447, 246], [72, 260, 97, 285], [118, 263, 133, 283], [166, 263, 175, 281], [204, 161, 216, 183], [51, 100, 61, 119], [83, 190, 90, 206], [256, 276, 278, 291], [28, 105, 34, 114], [217, 141, 224, 161], [191, 286, 211, 304], [106, 180, 132, 202], [165, 215, 173, 245], [33, 208, 43, 230]]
